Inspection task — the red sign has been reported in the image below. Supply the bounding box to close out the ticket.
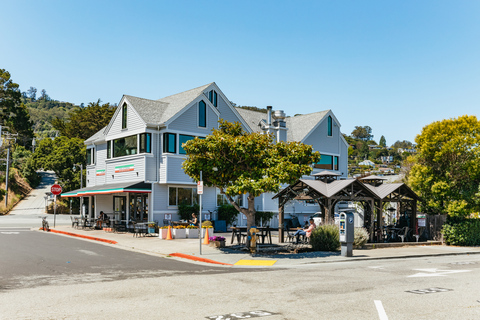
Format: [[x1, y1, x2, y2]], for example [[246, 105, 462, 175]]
[[197, 181, 203, 194], [51, 184, 62, 195]]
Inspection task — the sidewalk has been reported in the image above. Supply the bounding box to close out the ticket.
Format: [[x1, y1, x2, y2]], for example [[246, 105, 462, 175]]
[[44, 225, 480, 268]]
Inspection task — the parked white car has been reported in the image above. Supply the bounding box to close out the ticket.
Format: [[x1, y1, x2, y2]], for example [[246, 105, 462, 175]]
[[311, 212, 322, 226]]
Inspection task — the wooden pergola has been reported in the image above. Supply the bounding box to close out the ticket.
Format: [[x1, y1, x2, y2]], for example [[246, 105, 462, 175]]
[[273, 172, 420, 243]]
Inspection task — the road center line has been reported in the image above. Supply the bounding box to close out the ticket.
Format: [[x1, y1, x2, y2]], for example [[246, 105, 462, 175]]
[[374, 300, 388, 320]]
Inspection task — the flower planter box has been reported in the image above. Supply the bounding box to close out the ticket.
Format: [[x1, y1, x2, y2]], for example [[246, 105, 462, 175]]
[[201, 227, 214, 238], [173, 228, 186, 239], [209, 240, 226, 248], [159, 228, 170, 239], [186, 228, 199, 239]]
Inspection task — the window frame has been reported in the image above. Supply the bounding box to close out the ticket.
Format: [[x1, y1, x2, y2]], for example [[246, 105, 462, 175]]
[[122, 103, 127, 129], [327, 116, 332, 137], [198, 100, 206, 128], [139, 133, 151, 154], [112, 134, 138, 158], [107, 141, 111, 159], [163, 133, 176, 154], [179, 134, 195, 155]]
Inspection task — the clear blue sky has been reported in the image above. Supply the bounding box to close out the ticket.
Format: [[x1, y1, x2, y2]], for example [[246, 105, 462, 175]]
[[2, 0, 479, 145]]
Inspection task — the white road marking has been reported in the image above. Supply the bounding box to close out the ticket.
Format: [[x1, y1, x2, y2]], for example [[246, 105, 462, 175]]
[[374, 300, 388, 320], [78, 250, 99, 256], [369, 266, 385, 270], [408, 268, 471, 278], [0, 232, 20, 234]]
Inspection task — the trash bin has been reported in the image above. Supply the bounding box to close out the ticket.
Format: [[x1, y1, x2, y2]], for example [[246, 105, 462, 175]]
[[214, 220, 227, 232]]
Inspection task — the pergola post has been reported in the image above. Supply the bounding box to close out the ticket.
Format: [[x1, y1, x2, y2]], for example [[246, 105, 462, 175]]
[[378, 200, 383, 242], [369, 199, 375, 243], [278, 196, 285, 243]]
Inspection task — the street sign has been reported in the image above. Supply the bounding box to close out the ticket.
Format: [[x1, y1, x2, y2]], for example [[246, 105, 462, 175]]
[[197, 181, 203, 194], [51, 184, 62, 195]]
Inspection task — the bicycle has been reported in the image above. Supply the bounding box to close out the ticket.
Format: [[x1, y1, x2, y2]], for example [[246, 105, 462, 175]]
[[42, 217, 50, 231]]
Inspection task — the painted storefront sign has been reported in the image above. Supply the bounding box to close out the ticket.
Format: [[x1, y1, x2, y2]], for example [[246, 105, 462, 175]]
[[115, 164, 134, 173], [96, 169, 105, 176]]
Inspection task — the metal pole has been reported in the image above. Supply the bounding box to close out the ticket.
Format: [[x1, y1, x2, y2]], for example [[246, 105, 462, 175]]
[[4, 146, 10, 207], [54, 195, 57, 228], [199, 170, 202, 255]]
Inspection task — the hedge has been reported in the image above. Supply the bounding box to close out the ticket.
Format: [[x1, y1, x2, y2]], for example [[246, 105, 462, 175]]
[[442, 218, 480, 246]]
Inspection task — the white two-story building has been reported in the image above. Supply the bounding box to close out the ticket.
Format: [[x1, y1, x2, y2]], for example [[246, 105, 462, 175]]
[[63, 83, 349, 227]]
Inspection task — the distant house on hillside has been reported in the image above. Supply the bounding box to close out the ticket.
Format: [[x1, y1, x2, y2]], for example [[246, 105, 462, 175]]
[[359, 159, 375, 167]]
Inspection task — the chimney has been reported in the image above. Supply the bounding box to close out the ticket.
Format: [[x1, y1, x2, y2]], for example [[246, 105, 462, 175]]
[[267, 106, 272, 126]]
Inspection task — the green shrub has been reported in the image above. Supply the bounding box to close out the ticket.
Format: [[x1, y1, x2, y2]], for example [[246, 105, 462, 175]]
[[442, 218, 480, 246], [177, 203, 200, 221], [255, 211, 275, 226], [217, 204, 239, 226], [354, 227, 369, 247], [310, 224, 340, 251]]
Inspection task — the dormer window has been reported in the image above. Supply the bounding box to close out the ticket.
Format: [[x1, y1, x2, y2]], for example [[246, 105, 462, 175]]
[[327, 116, 332, 136], [208, 90, 218, 107], [122, 103, 127, 129], [199, 100, 206, 127]]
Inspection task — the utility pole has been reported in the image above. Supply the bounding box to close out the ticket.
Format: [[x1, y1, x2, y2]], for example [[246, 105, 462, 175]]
[[1, 128, 18, 208]]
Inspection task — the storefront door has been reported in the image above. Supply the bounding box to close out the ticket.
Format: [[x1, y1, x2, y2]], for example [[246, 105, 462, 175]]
[[114, 196, 126, 221], [129, 194, 148, 222]]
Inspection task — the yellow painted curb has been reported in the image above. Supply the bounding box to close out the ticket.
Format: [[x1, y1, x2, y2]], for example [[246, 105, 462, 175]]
[[234, 260, 277, 266]]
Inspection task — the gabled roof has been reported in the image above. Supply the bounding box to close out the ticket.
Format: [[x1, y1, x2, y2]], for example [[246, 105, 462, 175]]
[[123, 95, 169, 125], [285, 110, 330, 142], [234, 108, 267, 133], [85, 126, 107, 144], [235, 108, 332, 142], [157, 83, 213, 124]]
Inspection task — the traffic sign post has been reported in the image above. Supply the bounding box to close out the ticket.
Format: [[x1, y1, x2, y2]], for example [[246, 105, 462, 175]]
[[51, 184, 62, 227]]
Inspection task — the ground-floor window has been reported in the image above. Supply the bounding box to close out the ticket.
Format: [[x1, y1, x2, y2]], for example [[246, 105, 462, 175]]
[[216, 189, 243, 207], [114, 196, 126, 220], [129, 193, 148, 222], [168, 187, 198, 206]]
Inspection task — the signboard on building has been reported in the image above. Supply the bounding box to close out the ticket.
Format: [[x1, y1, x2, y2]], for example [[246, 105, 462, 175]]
[[197, 181, 203, 194]]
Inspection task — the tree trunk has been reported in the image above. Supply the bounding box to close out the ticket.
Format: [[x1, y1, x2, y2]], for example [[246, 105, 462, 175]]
[[245, 195, 256, 253]]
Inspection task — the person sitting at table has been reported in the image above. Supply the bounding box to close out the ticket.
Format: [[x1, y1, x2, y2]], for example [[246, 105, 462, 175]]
[[293, 219, 316, 244], [97, 211, 110, 228], [190, 213, 198, 226]]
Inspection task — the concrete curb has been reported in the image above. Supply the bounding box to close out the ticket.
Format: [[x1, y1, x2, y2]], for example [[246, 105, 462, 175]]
[[39, 228, 118, 244], [169, 253, 234, 266]]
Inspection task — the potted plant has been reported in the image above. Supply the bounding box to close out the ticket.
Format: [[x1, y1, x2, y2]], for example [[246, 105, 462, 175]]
[[159, 226, 170, 239], [201, 221, 214, 238], [148, 223, 157, 234], [186, 225, 199, 238], [209, 236, 226, 248], [173, 225, 186, 239]]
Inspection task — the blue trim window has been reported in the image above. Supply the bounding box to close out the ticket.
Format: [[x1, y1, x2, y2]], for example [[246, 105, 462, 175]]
[[199, 100, 206, 127], [140, 133, 151, 153], [327, 116, 332, 136], [163, 133, 176, 153], [314, 154, 333, 169], [179, 134, 195, 154], [208, 90, 218, 107]]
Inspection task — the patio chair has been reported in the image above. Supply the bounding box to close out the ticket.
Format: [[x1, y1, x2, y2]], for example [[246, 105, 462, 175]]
[[71, 216, 79, 229], [398, 227, 410, 243], [284, 225, 295, 243]]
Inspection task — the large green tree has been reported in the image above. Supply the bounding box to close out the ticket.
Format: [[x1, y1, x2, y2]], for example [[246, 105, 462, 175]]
[[51, 99, 116, 140], [0, 69, 34, 141], [31, 136, 86, 192], [182, 120, 320, 249], [351, 125, 373, 141], [407, 115, 480, 217]]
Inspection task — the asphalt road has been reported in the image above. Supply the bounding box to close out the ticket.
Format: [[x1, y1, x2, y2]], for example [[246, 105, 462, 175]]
[[0, 227, 245, 292]]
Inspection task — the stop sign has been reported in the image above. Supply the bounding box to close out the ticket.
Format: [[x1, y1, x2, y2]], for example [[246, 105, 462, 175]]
[[51, 184, 62, 195]]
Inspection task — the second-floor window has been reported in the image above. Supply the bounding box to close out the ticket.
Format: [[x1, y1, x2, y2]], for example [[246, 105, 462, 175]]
[[314, 154, 339, 170], [139, 133, 151, 153], [122, 103, 127, 129], [179, 134, 195, 154], [199, 100, 206, 127], [86, 148, 95, 165], [107, 141, 111, 159], [163, 133, 176, 153], [113, 135, 137, 158]]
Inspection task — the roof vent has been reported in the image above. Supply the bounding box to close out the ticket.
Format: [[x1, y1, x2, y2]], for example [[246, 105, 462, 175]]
[[273, 110, 286, 120]]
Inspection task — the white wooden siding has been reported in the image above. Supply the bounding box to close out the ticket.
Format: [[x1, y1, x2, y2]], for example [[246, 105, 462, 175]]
[[105, 156, 146, 184], [95, 143, 107, 185], [166, 156, 194, 184], [107, 102, 145, 137], [95, 195, 113, 216], [86, 168, 95, 187], [168, 102, 213, 135]]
